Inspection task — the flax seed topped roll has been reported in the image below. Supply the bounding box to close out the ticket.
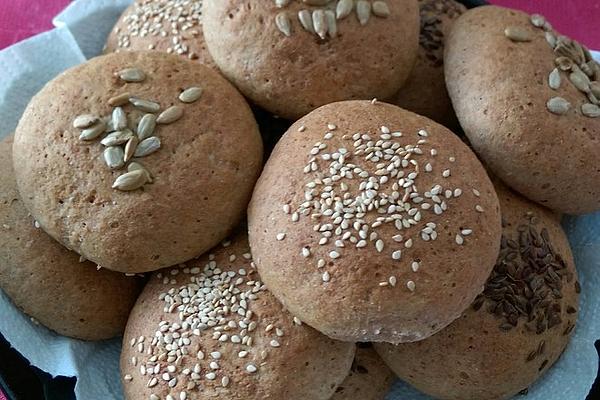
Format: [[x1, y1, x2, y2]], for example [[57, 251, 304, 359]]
[[13, 51, 263, 274], [248, 100, 502, 343], [120, 233, 355, 400], [0, 135, 143, 341], [389, 0, 466, 129], [332, 343, 395, 400], [105, 0, 216, 69], [202, 0, 420, 119], [374, 180, 580, 400], [445, 6, 600, 214]]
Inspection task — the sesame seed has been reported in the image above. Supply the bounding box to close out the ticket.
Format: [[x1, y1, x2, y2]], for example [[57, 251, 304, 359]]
[[301, 247, 311, 257], [392, 250, 402, 260], [381, 126, 390, 134], [276, 233, 286, 241], [455, 234, 464, 245], [317, 259, 326, 268], [124, 374, 133, 382], [293, 317, 303, 326], [472, 189, 481, 197], [329, 250, 340, 259], [322, 271, 331, 282], [379, 281, 389, 287], [375, 239, 384, 252], [418, 129, 428, 137], [327, 123, 337, 130], [461, 229, 473, 236], [405, 239, 413, 248], [407, 280, 416, 291], [475, 205, 484, 213], [298, 125, 306, 132], [246, 364, 258, 373], [210, 351, 221, 359], [283, 204, 291, 214], [206, 372, 216, 380], [442, 169, 451, 178], [389, 276, 397, 286], [270, 339, 281, 347], [411, 261, 420, 272]]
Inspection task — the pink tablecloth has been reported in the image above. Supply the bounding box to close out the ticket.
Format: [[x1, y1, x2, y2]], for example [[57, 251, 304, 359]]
[[0, 0, 599, 50]]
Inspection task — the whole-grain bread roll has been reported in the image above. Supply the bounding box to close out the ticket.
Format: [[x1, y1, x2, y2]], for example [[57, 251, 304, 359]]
[[13, 51, 263, 274], [0, 135, 143, 341], [202, 0, 420, 120], [445, 6, 600, 214], [120, 232, 355, 400], [374, 180, 580, 400], [104, 0, 216, 69], [389, 0, 465, 129], [248, 100, 502, 343], [332, 343, 395, 400]]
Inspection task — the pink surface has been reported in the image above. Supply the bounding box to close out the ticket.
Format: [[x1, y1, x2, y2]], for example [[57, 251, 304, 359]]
[[0, 388, 6, 400], [492, 0, 600, 49], [0, 1, 599, 50]]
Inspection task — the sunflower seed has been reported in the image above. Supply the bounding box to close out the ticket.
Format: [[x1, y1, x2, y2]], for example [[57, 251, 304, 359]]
[[130, 98, 160, 113], [101, 129, 134, 146], [298, 10, 315, 33], [157, 105, 184, 124], [124, 136, 139, 162], [555, 56, 573, 71], [79, 121, 107, 141], [590, 82, 600, 98], [580, 61, 594, 77], [135, 136, 161, 157], [113, 169, 147, 191], [581, 103, 600, 118], [356, 1, 371, 25], [113, 107, 128, 130], [275, 12, 292, 37], [530, 14, 545, 28], [179, 87, 203, 103], [118, 68, 146, 83], [108, 92, 132, 107], [312, 9, 327, 39], [545, 31, 556, 48], [546, 97, 570, 115], [372, 1, 390, 18], [569, 69, 591, 93], [73, 114, 98, 129], [104, 146, 125, 169], [128, 161, 153, 183], [504, 26, 532, 42], [137, 114, 157, 140], [548, 68, 561, 89], [336, 0, 353, 19], [325, 10, 337, 37]]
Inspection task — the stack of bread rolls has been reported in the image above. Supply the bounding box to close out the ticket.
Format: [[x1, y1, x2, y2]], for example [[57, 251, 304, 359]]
[[1, 1, 594, 399]]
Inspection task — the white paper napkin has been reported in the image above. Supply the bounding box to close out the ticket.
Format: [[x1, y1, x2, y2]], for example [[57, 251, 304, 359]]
[[0, 1, 598, 399]]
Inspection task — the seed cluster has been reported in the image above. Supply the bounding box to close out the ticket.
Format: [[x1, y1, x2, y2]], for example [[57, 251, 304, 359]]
[[124, 243, 295, 399], [273, 0, 391, 39], [113, 0, 203, 60], [419, 0, 464, 67], [504, 14, 600, 117], [72, 67, 203, 191], [472, 212, 578, 335], [278, 113, 485, 291]]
